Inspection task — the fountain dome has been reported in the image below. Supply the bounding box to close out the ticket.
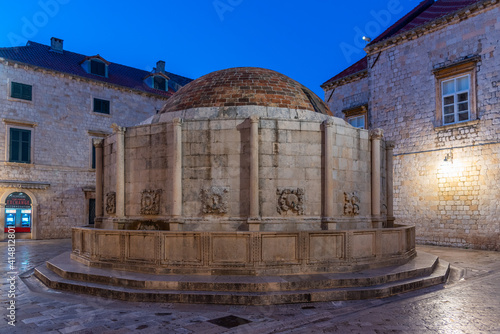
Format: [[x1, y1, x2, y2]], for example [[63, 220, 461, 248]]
[[72, 67, 415, 277]]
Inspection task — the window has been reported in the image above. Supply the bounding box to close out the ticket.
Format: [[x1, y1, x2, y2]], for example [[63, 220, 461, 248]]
[[434, 59, 478, 127], [93, 98, 110, 114], [442, 75, 470, 125], [343, 105, 368, 129], [11, 82, 32, 101], [347, 115, 366, 129], [154, 76, 166, 91], [91, 144, 96, 169], [9, 128, 31, 163], [90, 60, 106, 76], [88, 198, 95, 225]]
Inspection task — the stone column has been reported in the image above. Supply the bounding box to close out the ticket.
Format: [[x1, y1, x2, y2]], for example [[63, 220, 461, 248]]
[[323, 120, 336, 230], [112, 124, 126, 219], [170, 118, 183, 231], [370, 129, 383, 228], [386, 141, 395, 228], [248, 115, 261, 231], [93, 138, 104, 222]]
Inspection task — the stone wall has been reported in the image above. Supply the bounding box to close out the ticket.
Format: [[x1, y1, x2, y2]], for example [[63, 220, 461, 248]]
[[0, 61, 168, 239], [324, 4, 500, 249], [100, 109, 388, 232], [326, 76, 369, 118], [71, 224, 416, 275]]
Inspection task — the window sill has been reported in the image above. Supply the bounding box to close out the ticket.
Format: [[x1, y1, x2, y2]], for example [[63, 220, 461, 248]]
[[434, 119, 480, 131], [91, 111, 112, 118], [7, 97, 33, 104], [4, 162, 34, 167]]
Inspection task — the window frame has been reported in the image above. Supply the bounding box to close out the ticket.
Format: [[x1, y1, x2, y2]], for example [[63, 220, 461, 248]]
[[342, 105, 368, 129], [92, 97, 111, 115], [153, 75, 167, 91], [10, 82, 32, 101], [7, 80, 34, 103], [441, 74, 471, 125], [3, 120, 37, 165], [90, 59, 108, 77], [9, 128, 31, 163], [434, 59, 477, 128]]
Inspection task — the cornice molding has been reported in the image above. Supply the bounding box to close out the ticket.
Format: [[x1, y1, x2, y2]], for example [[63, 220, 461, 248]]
[[321, 69, 368, 91], [0, 180, 50, 190], [3, 118, 38, 127], [366, 0, 500, 54], [0, 58, 171, 100]]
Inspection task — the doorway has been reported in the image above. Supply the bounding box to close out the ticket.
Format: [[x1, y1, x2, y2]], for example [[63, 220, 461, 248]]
[[4, 192, 32, 234]]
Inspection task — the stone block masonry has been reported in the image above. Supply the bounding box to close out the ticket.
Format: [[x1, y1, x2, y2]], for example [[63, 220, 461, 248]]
[[324, 2, 500, 250], [0, 60, 169, 239]]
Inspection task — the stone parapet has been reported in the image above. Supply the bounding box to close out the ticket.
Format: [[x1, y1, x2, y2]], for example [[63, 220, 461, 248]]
[[71, 225, 415, 276]]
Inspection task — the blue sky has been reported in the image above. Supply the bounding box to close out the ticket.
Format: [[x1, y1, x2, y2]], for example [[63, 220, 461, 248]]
[[0, 0, 420, 97]]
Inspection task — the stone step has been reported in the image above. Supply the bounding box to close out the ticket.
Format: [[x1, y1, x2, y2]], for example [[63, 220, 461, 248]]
[[43, 252, 439, 292], [34, 252, 450, 305]]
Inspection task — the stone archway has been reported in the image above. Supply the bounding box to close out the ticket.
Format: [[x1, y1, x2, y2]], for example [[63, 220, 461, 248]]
[[0, 189, 39, 240]]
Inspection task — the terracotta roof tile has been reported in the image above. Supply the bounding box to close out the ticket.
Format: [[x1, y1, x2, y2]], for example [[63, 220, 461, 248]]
[[321, 57, 367, 87], [372, 0, 482, 44], [370, 0, 435, 44], [323, 0, 485, 88], [0, 41, 193, 97], [159, 67, 332, 116]]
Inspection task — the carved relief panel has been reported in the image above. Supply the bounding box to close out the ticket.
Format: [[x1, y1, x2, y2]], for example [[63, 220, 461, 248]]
[[140, 189, 162, 215], [344, 192, 360, 216], [201, 187, 229, 214], [106, 192, 116, 214], [277, 188, 304, 215]]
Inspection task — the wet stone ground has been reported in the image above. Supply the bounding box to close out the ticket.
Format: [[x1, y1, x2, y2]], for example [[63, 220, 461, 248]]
[[1, 239, 500, 333]]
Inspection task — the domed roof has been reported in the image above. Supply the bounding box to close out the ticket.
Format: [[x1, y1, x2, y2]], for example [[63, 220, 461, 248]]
[[159, 67, 332, 115]]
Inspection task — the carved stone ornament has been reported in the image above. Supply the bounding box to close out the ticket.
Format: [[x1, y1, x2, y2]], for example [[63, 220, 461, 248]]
[[137, 221, 160, 230], [370, 128, 384, 140], [277, 188, 304, 215], [105, 192, 116, 214], [140, 189, 162, 215], [201, 187, 229, 214], [344, 192, 360, 216]]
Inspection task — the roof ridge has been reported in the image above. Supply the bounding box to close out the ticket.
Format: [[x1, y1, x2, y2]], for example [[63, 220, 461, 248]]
[[369, 0, 435, 45], [0, 39, 193, 97], [322, 0, 493, 90], [321, 57, 367, 88], [368, 0, 490, 50], [6, 40, 194, 83]]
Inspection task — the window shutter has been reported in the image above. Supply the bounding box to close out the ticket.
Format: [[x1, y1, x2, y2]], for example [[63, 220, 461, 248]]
[[11, 82, 32, 100], [10, 129, 19, 161], [11, 82, 21, 98], [93, 98, 110, 114], [9, 128, 31, 163], [103, 100, 110, 113], [92, 144, 96, 169], [22, 84, 32, 100]]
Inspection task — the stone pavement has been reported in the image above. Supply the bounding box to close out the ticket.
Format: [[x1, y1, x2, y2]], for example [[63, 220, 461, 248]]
[[1, 239, 500, 333]]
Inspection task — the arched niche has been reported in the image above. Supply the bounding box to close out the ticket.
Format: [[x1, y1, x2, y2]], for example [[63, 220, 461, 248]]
[[0, 189, 39, 240]]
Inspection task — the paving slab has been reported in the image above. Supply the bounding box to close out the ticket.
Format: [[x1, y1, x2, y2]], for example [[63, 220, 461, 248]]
[[1, 239, 500, 333]]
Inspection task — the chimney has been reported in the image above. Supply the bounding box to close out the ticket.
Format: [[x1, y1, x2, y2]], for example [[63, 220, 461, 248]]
[[50, 37, 64, 53], [156, 60, 165, 73]]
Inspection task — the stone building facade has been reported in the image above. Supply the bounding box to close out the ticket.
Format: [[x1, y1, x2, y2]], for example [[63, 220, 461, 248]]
[[0, 38, 192, 240], [322, 0, 500, 250]]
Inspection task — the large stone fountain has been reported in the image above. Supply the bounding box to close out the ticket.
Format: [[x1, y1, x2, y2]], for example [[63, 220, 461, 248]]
[[36, 68, 448, 304]]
